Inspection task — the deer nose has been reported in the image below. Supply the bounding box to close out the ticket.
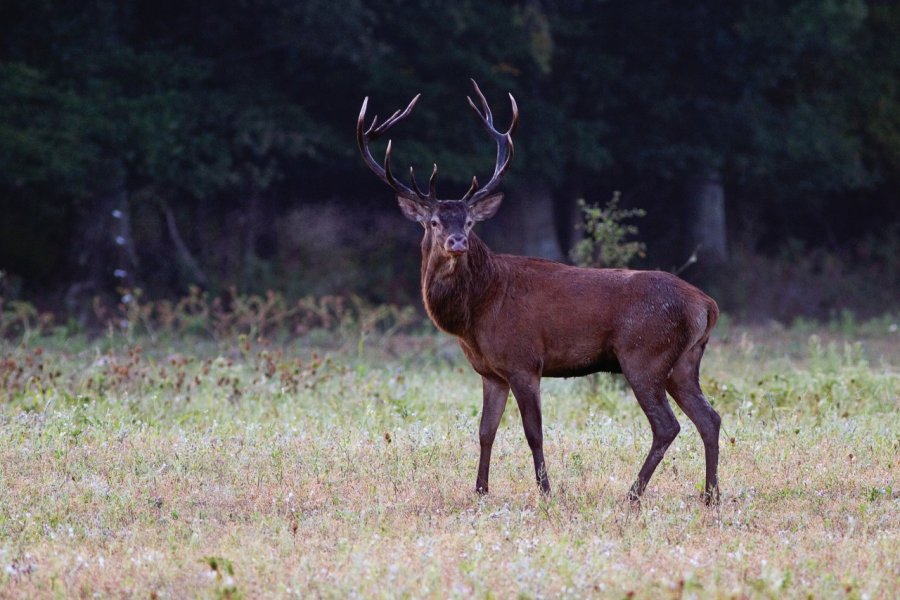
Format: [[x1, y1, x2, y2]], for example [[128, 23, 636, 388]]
[[446, 234, 468, 254]]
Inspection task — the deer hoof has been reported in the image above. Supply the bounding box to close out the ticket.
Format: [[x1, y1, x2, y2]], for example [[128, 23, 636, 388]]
[[702, 487, 721, 506], [626, 482, 644, 505]]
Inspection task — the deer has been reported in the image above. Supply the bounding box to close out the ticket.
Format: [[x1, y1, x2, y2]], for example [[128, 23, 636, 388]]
[[357, 80, 722, 504]]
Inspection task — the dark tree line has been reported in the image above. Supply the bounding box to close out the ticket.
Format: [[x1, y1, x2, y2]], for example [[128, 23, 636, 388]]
[[1, 1, 898, 317]]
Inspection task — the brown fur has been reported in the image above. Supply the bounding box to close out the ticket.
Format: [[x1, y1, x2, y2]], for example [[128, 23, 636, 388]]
[[415, 202, 721, 504]]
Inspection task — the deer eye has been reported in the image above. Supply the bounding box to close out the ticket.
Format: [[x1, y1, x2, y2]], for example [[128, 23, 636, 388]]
[[465, 219, 474, 228], [430, 219, 440, 228]]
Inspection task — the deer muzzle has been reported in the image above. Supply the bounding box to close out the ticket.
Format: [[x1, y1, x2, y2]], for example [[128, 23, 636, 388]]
[[446, 234, 469, 255]]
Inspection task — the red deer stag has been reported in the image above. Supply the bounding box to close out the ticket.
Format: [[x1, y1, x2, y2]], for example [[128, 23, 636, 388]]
[[357, 80, 722, 504]]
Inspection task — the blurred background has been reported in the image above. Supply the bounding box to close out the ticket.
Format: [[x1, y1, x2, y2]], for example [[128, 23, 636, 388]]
[[1, 0, 898, 326]]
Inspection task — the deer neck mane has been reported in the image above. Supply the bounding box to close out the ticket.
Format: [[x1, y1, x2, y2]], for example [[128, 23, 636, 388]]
[[421, 232, 497, 337]]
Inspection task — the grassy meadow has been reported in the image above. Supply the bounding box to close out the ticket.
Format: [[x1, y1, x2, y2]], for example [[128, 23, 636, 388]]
[[0, 313, 898, 598]]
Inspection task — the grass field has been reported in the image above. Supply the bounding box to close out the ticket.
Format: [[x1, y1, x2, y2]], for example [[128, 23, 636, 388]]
[[1, 318, 898, 598]]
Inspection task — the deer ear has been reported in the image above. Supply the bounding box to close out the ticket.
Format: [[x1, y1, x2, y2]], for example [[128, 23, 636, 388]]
[[470, 193, 504, 222], [397, 195, 429, 224]]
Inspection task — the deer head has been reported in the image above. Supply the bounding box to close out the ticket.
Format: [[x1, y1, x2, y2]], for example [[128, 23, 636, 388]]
[[357, 80, 518, 258]]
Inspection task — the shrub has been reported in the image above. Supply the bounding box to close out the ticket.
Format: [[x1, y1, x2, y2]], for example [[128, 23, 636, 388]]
[[569, 192, 646, 269]]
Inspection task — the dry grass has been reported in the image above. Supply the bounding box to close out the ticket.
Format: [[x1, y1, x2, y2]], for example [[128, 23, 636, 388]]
[[0, 321, 898, 598]]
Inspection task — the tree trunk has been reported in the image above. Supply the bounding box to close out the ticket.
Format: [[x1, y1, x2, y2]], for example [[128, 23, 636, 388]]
[[161, 199, 209, 288], [684, 171, 727, 265], [553, 169, 586, 260], [481, 183, 563, 261], [65, 166, 136, 319]]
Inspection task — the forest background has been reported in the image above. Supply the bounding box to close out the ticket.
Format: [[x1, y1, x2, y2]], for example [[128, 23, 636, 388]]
[[2, 0, 899, 324]]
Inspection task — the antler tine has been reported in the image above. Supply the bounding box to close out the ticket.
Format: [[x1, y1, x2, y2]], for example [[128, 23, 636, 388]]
[[408, 163, 438, 201], [383, 140, 400, 190], [409, 166, 427, 198], [468, 79, 493, 126], [507, 92, 520, 135], [428, 163, 438, 200], [357, 94, 432, 204], [464, 80, 519, 205], [364, 114, 379, 136], [461, 176, 480, 202], [373, 108, 402, 136], [372, 95, 421, 137]]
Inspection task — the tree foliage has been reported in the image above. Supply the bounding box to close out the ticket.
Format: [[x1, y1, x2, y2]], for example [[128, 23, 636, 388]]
[[0, 0, 897, 302]]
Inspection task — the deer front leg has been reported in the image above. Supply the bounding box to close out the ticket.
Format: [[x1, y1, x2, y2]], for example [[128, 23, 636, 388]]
[[509, 373, 550, 494], [476, 376, 509, 494]]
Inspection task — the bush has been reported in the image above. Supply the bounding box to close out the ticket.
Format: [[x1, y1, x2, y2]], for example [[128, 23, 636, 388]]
[[569, 192, 646, 269]]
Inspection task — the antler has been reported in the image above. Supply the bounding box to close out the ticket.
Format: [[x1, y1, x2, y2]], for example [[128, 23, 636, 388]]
[[462, 79, 519, 205], [358, 81, 518, 205], [357, 94, 436, 205]]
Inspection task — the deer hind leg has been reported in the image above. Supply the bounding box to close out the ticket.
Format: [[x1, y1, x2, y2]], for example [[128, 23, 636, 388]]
[[621, 365, 680, 502], [667, 342, 721, 505], [476, 376, 510, 495], [508, 373, 550, 494]]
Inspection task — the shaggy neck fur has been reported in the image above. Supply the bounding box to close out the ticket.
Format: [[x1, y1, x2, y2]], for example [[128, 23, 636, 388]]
[[420, 231, 498, 337]]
